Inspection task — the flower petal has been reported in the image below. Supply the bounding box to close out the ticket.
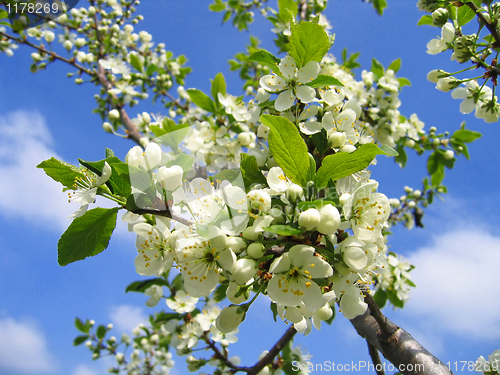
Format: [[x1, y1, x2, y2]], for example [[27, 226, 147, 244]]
[[275, 89, 296, 111], [296, 85, 316, 103], [297, 61, 320, 83]]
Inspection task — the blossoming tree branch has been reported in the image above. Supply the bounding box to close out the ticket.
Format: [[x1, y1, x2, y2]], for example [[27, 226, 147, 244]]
[[1, 0, 500, 374]]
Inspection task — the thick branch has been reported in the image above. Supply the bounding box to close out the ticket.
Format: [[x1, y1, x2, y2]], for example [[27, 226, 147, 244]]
[[350, 296, 453, 375]]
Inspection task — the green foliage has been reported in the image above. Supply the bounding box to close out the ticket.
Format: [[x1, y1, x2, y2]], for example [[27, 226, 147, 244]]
[[297, 200, 337, 211], [126, 278, 169, 293], [316, 144, 398, 187], [371, 58, 384, 80], [211, 72, 227, 110], [187, 89, 216, 113], [278, 0, 298, 23], [262, 225, 302, 236], [37, 157, 85, 190], [289, 21, 331, 68], [307, 75, 343, 88], [451, 128, 482, 143], [213, 283, 229, 302], [79, 156, 132, 197], [372, 0, 387, 15], [373, 288, 387, 309], [58, 207, 119, 266], [240, 153, 267, 191], [341, 48, 361, 70], [260, 114, 311, 186], [248, 50, 281, 70], [388, 58, 401, 73], [417, 14, 434, 26]]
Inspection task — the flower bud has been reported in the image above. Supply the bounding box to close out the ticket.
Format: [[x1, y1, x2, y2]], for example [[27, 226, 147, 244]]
[[444, 150, 454, 160], [237, 132, 254, 146], [103, 122, 113, 133], [328, 131, 346, 148], [215, 305, 247, 333], [298, 208, 321, 231], [405, 139, 415, 148], [316, 204, 341, 235], [44, 31, 55, 43], [257, 124, 270, 138], [427, 69, 447, 83], [232, 259, 258, 285], [226, 237, 247, 254], [31, 52, 42, 62], [108, 109, 120, 121], [247, 242, 265, 259], [121, 333, 131, 345], [340, 144, 356, 153], [63, 40, 73, 51], [432, 8, 449, 27], [436, 77, 460, 92], [226, 281, 251, 304], [156, 165, 183, 191], [242, 226, 260, 241], [286, 184, 303, 202], [142, 112, 151, 124], [115, 353, 125, 363]]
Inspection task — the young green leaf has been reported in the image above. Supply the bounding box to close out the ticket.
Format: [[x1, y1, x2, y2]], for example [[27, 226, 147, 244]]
[[316, 144, 398, 187], [388, 58, 401, 73], [126, 278, 169, 293], [129, 53, 143, 72], [373, 0, 387, 15], [262, 225, 302, 236], [211, 72, 227, 109], [260, 115, 310, 186], [240, 153, 267, 190], [58, 207, 119, 266], [417, 14, 433, 26], [451, 129, 482, 143], [307, 75, 343, 88], [248, 50, 281, 70], [289, 22, 331, 68], [187, 89, 216, 112], [371, 58, 384, 80], [37, 158, 85, 190]]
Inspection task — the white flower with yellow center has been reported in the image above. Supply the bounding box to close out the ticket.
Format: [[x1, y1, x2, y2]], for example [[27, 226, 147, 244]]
[[321, 109, 359, 147], [67, 162, 112, 218], [166, 290, 199, 314], [259, 55, 320, 112], [342, 181, 390, 242], [267, 245, 333, 312], [176, 236, 235, 298], [331, 274, 368, 319], [134, 218, 175, 277]]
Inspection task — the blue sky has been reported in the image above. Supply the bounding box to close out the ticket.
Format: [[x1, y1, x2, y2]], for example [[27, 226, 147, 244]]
[[0, 1, 500, 374]]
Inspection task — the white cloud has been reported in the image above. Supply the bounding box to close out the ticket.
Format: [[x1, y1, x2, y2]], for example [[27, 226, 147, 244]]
[[403, 227, 500, 340], [0, 111, 74, 230], [109, 305, 147, 333], [72, 364, 99, 375], [0, 317, 58, 373]]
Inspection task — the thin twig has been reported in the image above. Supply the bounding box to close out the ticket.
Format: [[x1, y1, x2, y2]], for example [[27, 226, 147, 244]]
[[129, 208, 192, 226], [367, 340, 385, 375], [464, 2, 500, 47]]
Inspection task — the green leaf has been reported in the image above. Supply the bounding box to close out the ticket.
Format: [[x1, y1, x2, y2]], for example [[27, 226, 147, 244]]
[[270, 302, 278, 322], [316, 144, 396, 187], [289, 21, 330, 68], [371, 58, 384, 80], [307, 74, 343, 88], [73, 335, 88, 346], [187, 89, 216, 113], [155, 312, 182, 324], [213, 169, 241, 184], [373, 0, 387, 15], [240, 153, 267, 190], [262, 225, 302, 236], [457, 5, 476, 26], [431, 164, 445, 186], [146, 63, 158, 76], [129, 53, 143, 72], [386, 289, 404, 308], [451, 129, 482, 143], [105, 148, 115, 158], [209, 1, 226, 12], [211, 72, 227, 109], [388, 58, 401, 73], [395, 144, 407, 168], [126, 278, 169, 293], [213, 283, 228, 302], [373, 288, 387, 309], [306, 153, 316, 183], [165, 153, 194, 173], [311, 128, 329, 155], [75, 317, 88, 334], [417, 14, 433, 26], [96, 325, 107, 340], [378, 145, 399, 156], [37, 158, 85, 190], [298, 200, 336, 211], [397, 77, 411, 88], [260, 115, 310, 186], [58, 207, 119, 266], [0, 9, 9, 19], [248, 50, 281, 70], [278, 0, 297, 22], [78, 157, 131, 197]]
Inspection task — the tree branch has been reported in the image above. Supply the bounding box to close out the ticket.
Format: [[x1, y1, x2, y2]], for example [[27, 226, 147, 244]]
[[464, 2, 500, 47], [367, 340, 385, 375], [350, 295, 453, 375], [128, 207, 192, 226]]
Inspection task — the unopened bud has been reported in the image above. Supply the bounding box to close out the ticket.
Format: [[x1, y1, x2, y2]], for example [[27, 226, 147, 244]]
[[444, 150, 454, 159], [108, 109, 120, 121], [103, 122, 113, 133], [215, 305, 247, 333], [298, 208, 321, 231], [247, 242, 265, 259], [63, 40, 73, 51]]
